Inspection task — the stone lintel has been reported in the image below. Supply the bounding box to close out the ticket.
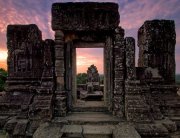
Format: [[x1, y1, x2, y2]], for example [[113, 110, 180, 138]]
[[52, 2, 120, 31]]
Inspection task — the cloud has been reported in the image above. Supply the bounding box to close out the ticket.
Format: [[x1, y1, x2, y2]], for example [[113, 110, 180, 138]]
[[0, 0, 54, 39], [76, 48, 103, 74], [176, 54, 180, 73], [120, 0, 180, 30], [0, 0, 180, 73]]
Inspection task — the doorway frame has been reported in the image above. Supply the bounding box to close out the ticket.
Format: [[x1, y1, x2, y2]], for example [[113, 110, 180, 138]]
[[70, 41, 113, 110]]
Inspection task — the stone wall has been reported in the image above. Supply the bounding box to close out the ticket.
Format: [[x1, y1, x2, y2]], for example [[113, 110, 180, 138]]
[[125, 37, 136, 80], [113, 27, 125, 117], [0, 25, 56, 137], [138, 20, 176, 83], [6, 24, 44, 92]]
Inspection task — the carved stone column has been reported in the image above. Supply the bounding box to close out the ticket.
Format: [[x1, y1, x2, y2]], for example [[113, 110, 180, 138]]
[[54, 30, 67, 116], [113, 27, 125, 117], [125, 37, 136, 80]]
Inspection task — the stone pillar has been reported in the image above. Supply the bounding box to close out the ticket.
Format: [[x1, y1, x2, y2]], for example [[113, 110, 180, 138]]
[[113, 27, 125, 117], [55, 30, 65, 91], [54, 30, 67, 116], [138, 20, 176, 83], [104, 36, 113, 110], [125, 37, 136, 80]]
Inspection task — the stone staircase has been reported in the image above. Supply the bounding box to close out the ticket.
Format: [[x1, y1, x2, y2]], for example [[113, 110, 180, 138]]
[[52, 112, 122, 125], [49, 101, 125, 138], [60, 125, 113, 138], [34, 112, 141, 138], [72, 101, 108, 112]]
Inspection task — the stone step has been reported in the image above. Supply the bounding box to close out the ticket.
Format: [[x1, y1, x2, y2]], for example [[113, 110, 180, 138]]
[[34, 122, 141, 138], [53, 112, 123, 125], [72, 101, 108, 112], [135, 123, 169, 137], [72, 106, 108, 112], [61, 125, 114, 138], [169, 117, 180, 130]]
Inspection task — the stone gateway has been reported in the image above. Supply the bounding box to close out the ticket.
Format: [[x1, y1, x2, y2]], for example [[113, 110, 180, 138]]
[[0, 2, 179, 138]]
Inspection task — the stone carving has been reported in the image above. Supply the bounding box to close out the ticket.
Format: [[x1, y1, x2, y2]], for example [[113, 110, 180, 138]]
[[6, 25, 44, 93], [7, 24, 43, 78]]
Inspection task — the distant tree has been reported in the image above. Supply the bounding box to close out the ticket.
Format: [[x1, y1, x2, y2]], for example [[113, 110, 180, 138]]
[[99, 74, 104, 84], [76, 73, 87, 84], [176, 74, 180, 85], [0, 68, 7, 92]]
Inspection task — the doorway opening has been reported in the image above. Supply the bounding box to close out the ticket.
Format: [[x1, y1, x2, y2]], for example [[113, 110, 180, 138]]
[[74, 47, 105, 108]]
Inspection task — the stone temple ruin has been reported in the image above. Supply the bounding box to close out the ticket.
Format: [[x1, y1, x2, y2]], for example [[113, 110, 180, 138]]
[[0, 2, 180, 138], [78, 64, 103, 100]]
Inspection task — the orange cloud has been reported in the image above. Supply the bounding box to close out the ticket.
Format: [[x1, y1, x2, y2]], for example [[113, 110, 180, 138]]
[[0, 48, 7, 70], [0, 62, 7, 70], [76, 48, 104, 74]]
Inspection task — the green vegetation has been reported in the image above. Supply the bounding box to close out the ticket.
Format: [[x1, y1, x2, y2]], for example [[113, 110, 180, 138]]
[[76, 73, 87, 84], [76, 73, 104, 85], [99, 74, 104, 84], [0, 68, 7, 91], [176, 74, 180, 85]]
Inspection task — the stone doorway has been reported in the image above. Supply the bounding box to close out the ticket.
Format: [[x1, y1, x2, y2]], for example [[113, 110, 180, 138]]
[[52, 3, 123, 116], [66, 42, 112, 112], [75, 47, 105, 110]]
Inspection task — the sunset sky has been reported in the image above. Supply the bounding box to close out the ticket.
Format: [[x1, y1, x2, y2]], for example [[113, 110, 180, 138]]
[[0, 0, 180, 74]]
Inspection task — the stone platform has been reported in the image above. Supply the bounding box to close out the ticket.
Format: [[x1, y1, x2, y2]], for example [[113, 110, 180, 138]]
[[80, 91, 103, 100], [73, 100, 107, 112], [52, 112, 122, 125]]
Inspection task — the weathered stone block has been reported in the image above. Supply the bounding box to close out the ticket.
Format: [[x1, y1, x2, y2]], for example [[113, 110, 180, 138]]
[[138, 20, 176, 83], [125, 37, 136, 80], [13, 119, 28, 136], [52, 2, 120, 31], [113, 123, 141, 138]]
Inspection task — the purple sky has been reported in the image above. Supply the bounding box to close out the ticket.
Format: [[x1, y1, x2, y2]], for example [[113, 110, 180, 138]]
[[0, 0, 180, 74]]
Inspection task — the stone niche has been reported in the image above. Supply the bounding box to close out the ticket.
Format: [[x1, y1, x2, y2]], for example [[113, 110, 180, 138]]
[[52, 2, 120, 31], [138, 20, 176, 83]]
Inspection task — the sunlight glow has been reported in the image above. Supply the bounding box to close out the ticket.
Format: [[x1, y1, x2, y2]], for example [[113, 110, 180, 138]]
[[76, 48, 104, 74], [0, 51, 7, 61]]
